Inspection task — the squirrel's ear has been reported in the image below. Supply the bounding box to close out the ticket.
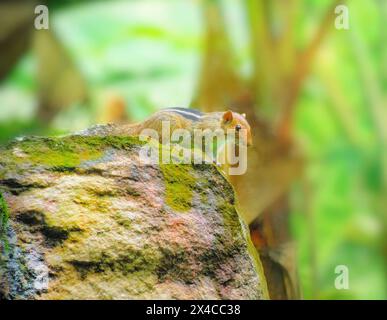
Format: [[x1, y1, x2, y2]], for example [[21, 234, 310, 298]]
[[242, 113, 246, 118], [223, 110, 233, 123]]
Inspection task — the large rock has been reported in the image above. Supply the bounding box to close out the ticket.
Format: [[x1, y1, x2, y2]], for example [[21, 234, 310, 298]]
[[0, 132, 268, 299]]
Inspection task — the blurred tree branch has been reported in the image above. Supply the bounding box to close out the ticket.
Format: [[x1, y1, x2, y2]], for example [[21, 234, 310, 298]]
[[0, 2, 35, 81], [317, 4, 387, 295], [0, 1, 89, 122], [194, 0, 246, 112]]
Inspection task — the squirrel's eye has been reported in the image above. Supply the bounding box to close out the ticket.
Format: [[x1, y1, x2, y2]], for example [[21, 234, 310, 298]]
[[235, 124, 242, 131]]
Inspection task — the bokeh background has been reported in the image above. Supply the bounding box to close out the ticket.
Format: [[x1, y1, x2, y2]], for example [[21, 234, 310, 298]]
[[0, 0, 385, 299]]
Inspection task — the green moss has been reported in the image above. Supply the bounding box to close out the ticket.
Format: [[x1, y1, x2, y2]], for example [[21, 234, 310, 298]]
[[216, 200, 240, 239], [68, 247, 161, 279], [0, 192, 10, 251], [0, 135, 144, 169], [78, 135, 144, 150], [160, 164, 197, 212], [21, 141, 101, 168]]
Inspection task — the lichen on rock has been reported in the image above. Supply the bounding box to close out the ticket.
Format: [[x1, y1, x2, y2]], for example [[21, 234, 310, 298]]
[[160, 164, 197, 212], [0, 192, 9, 239], [0, 130, 268, 300]]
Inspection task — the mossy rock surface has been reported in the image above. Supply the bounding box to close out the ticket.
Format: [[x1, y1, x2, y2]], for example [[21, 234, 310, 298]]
[[0, 128, 268, 300]]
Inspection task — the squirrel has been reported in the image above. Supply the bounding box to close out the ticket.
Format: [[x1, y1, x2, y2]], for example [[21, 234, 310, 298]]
[[81, 107, 252, 172], [96, 107, 253, 146]]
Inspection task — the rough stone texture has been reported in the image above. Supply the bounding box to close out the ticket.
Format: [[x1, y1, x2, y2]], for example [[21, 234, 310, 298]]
[[0, 132, 268, 300]]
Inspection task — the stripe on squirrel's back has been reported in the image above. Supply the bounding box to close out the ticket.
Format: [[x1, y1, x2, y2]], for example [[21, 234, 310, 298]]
[[162, 107, 203, 121]]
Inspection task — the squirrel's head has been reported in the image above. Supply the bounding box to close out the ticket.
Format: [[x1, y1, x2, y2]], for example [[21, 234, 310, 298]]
[[221, 110, 253, 146]]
